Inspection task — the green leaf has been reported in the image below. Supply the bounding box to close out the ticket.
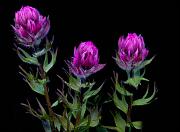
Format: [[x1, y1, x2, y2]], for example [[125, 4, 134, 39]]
[[132, 121, 143, 129], [81, 101, 87, 119], [132, 86, 157, 106], [33, 38, 53, 57], [113, 92, 128, 114], [83, 82, 104, 102], [53, 116, 61, 132], [115, 81, 132, 96], [19, 66, 46, 95], [51, 100, 59, 108], [43, 49, 58, 73], [59, 115, 74, 131], [89, 107, 101, 127], [36, 98, 46, 115], [135, 56, 155, 70], [125, 76, 149, 89], [113, 112, 126, 132], [17, 47, 39, 65]]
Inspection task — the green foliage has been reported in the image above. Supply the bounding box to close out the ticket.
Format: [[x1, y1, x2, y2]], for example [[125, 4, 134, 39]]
[[113, 92, 128, 114], [43, 49, 58, 73], [125, 76, 149, 89], [134, 56, 155, 71], [113, 112, 126, 132], [17, 47, 39, 65], [19, 66, 47, 95], [133, 85, 157, 106]]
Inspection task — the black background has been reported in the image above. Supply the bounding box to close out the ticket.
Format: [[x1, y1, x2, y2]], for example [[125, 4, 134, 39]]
[[0, 0, 179, 131]]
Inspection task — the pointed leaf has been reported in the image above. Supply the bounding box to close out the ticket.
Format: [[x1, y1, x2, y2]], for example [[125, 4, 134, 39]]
[[83, 82, 104, 102], [132, 121, 143, 129], [113, 112, 126, 132], [135, 56, 155, 70], [113, 92, 128, 114], [43, 49, 58, 73], [125, 77, 149, 89], [17, 47, 39, 65], [115, 81, 132, 96], [132, 86, 157, 106]]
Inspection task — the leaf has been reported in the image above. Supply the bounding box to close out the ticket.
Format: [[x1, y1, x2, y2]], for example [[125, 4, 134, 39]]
[[115, 81, 132, 96], [135, 56, 155, 70], [17, 47, 39, 65], [36, 98, 46, 115], [57, 74, 81, 92], [83, 82, 104, 102], [51, 100, 59, 108], [132, 86, 157, 106], [59, 115, 74, 131], [53, 116, 61, 132], [43, 49, 58, 73], [33, 38, 53, 57], [81, 101, 87, 119], [132, 121, 143, 129], [113, 92, 128, 114], [19, 66, 46, 95], [89, 107, 101, 127], [125, 76, 149, 89], [113, 112, 126, 132]]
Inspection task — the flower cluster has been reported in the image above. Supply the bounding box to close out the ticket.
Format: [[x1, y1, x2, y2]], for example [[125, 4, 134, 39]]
[[13, 6, 50, 46], [12, 6, 157, 132]]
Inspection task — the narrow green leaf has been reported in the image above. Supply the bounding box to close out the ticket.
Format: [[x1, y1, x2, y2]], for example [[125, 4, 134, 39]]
[[113, 112, 126, 132], [83, 82, 104, 102], [43, 49, 58, 73], [125, 76, 149, 89], [132, 121, 143, 129], [115, 81, 132, 96], [17, 47, 39, 65], [89, 107, 100, 127], [81, 101, 87, 119], [113, 92, 128, 114], [51, 100, 59, 108], [59, 115, 74, 131], [36, 98, 46, 115], [135, 56, 155, 70], [53, 116, 61, 131], [132, 86, 157, 106]]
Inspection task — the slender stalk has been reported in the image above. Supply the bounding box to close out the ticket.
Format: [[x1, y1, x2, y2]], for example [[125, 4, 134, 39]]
[[39, 65, 56, 131], [127, 95, 133, 132]]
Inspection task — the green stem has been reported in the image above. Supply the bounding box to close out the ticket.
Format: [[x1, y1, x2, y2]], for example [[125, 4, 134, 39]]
[[39, 65, 56, 132], [127, 95, 133, 132]]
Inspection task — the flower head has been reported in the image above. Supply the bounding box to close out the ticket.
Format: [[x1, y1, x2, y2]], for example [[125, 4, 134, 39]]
[[13, 6, 50, 47], [116, 33, 149, 70], [67, 41, 105, 78]]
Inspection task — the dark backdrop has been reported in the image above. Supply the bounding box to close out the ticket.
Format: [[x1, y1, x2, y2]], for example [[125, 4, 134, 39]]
[[0, 0, 179, 132]]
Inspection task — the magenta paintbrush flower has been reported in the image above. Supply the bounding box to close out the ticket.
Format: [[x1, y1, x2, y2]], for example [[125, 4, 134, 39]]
[[13, 6, 50, 47], [116, 33, 149, 71], [67, 41, 106, 79]]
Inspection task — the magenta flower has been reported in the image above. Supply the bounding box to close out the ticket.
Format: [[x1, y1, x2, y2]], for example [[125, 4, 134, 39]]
[[116, 33, 149, 71], [67, 41, 105, 78], [13, 6, 50, 47]]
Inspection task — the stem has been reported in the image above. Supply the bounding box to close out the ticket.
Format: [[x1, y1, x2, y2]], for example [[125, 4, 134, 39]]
[[39, 65, 56, 131], [126, 70, 131, 79], [127, 95, 133, 132]]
